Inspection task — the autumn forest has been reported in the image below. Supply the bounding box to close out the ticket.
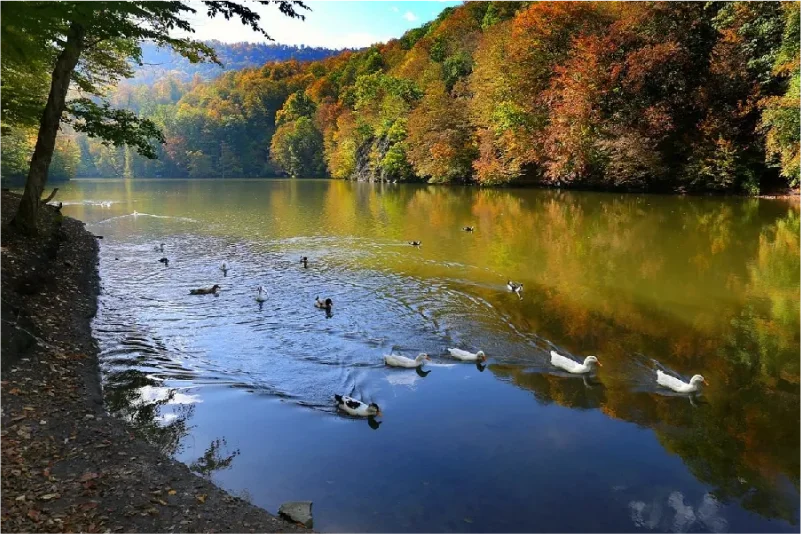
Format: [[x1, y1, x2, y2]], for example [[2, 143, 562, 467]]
[[3, 2, 800, 194]]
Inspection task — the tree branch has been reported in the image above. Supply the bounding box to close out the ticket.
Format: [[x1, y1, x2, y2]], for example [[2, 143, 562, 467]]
[[40, 187, 59, 204]]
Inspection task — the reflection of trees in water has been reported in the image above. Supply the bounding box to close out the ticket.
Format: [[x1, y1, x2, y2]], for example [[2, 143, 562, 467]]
[[103, 369, 195, 456], [190, 437, 240, 478], [491, 361, 799, 523], [468, 194, 799, 509], [393, 188, 800, 524], [492, 365, 607, 410]]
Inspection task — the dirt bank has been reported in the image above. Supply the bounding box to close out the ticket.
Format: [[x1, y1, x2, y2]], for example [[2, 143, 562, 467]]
[[1, 192, 306, 533]]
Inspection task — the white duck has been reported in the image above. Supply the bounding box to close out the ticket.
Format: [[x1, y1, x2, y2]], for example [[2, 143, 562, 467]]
[[334, 394, 381, 417], [255, 285, 267, 302], [447, 348, 487, 362], [550, 350, 602, 374], [220, 261, 229, 272], [656, 370, 708, 394], [153, 243, 165, 252], [384, 353, 430, 368]]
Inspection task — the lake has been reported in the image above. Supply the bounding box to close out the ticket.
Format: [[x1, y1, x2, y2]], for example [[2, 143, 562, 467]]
[[55, 178, 798, 532]]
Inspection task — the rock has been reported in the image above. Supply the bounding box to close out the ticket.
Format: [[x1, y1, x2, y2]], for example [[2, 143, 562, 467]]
[[278, 501, 313, 528]]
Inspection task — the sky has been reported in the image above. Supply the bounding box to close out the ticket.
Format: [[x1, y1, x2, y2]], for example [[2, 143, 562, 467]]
[[183, 1, 464, 49]]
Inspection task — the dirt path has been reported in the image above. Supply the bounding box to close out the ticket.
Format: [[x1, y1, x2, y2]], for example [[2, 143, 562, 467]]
[[1, 192, 307, 533]]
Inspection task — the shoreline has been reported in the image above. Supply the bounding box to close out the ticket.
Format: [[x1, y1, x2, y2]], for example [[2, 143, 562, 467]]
[[0, 192, 307, 533], [5, 179, 799, 201]]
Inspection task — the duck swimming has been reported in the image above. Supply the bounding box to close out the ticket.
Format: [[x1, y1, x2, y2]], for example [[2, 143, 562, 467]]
[[189, 284, 220, 295], [447, 348, 487, 363], [220, 262, 229, 274], [656, 370, 708, 393], [154, 243, 165, 252], [300, 256, 308, 268], [463, 226, 474, 232], [384, 353, 431, 369], [255, 285, 267, 302], [550, 350, 601, 374], [334, 394, 381, 417], [315, 296, 333, 311], [507, 281, 523, 296], [409, 241, 422, 247], [158, 257, 169, 266]]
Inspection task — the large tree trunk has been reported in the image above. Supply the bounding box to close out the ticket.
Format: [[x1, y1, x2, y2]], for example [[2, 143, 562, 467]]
[[11, 22, 85, 235]]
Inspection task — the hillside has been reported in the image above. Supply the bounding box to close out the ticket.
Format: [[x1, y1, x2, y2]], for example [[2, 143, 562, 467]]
[[130, 41, 345, 85], [43, 2, 801, 192], [0, 40, 342, 185]]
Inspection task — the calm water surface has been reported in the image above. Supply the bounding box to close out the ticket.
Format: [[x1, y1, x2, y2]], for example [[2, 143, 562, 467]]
[[56, 179, 798, 532]]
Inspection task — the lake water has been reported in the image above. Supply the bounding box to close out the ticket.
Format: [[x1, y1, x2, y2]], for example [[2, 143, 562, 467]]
[[56, 179, 798, 532]]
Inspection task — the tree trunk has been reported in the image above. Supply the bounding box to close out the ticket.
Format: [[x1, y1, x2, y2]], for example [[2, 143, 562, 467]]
[[11, 22, 85, 235]]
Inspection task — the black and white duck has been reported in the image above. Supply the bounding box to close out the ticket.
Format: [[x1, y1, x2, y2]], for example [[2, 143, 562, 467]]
[[507, 281, 523, 297], [334, 394, 381, 417], [315, 296, 333, 311]]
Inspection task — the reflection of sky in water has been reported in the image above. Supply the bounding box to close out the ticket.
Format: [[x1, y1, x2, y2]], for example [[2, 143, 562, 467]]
[[138, 385, 202, 405], [629, 491, 728, 533], [53, 179, 799, 532], [384, 371, 423, 389]]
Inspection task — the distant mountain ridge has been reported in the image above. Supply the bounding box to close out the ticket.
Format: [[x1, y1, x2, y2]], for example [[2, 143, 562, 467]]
[[130, 40, 347, 85]]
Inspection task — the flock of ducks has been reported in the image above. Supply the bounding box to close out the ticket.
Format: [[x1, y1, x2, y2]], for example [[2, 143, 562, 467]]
[[338, 345, 707, 419], [152, 226, 708, 421]]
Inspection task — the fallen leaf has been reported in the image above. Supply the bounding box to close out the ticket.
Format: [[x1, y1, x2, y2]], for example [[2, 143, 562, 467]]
[[8, 388, 21, 395], [15, 495, 26, 501], [196, 494, 206, 504], [39, 493, 60, 501], [168, 489, 177, 496], [79, 502, 98, 512], [27, 509, 40, 521], [80, 472, 99, 482]]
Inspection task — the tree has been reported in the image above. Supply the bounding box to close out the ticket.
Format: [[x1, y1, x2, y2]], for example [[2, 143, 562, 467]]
[[186, 150, 213, 178], [275, 90, 316, 126], [407, 82, 476, 183], [0, 6, 52, 133], [3, 1, 308, 234], [270, 117, 325, 177], [760, 2, 800, 185], [219, 142, 243, 178]]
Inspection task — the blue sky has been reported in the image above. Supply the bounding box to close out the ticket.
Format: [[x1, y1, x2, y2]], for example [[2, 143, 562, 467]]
[[184, 1, 463, 49]]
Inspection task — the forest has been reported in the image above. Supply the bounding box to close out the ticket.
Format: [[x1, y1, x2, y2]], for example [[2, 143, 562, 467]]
[[0, 40, 340, 183], [4, 2, 799, 193]]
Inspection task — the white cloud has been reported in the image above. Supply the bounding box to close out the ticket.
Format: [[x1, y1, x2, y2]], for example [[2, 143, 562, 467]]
[[403, 11, 417, 22], [391, 6, 399, 13]]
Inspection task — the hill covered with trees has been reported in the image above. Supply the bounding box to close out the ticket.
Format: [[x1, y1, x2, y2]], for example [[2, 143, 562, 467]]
[[129, 41, 344, 85], [1, 40, 341, 185], [46, 2, 801, 193]]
